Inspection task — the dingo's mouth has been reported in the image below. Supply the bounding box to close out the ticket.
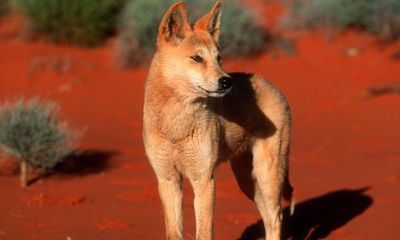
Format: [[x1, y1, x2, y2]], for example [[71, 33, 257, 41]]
[[197, 86, 231, 97]]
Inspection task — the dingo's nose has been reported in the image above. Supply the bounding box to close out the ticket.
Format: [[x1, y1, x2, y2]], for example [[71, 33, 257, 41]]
[[218, 76, 232, 91]]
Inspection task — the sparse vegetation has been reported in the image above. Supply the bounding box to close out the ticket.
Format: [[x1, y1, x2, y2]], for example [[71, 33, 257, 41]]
[[367, 85, 400, 97], [17, 0, 122, 46], [289, 0, 400, 41], [0, 98, 76, 187], [0, 0, 10, 16], [117, 0, 268, 67]]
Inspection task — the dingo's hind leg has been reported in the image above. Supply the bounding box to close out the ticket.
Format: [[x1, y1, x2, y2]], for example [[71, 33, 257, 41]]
[[252, 138, 285, 240], [230, 130, 290, 240], [252, 122, 290, 240]]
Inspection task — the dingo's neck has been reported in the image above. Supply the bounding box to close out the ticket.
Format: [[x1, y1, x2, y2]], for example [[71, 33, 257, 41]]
[[145, 76, 219, 143]]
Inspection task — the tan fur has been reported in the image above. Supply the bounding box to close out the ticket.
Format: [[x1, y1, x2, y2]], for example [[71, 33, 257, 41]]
[[143, 2, 294, 240]]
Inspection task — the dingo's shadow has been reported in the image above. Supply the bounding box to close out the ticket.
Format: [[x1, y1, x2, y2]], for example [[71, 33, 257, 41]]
[[238, 188, 373, 240]]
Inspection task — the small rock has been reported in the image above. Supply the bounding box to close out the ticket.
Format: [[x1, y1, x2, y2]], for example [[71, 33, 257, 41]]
[[346, 47, 361, 57]]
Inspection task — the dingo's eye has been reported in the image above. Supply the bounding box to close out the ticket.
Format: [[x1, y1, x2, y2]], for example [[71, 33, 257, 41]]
[[191, 55, 203, 63]]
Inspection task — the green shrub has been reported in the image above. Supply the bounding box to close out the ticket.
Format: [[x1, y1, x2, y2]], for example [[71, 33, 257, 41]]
[[290, 0, 400, 41], [0, 0, 10, 16], [17, 0, 122, 46], [117, 0, 268, 67], [0, 98, 76, 187]]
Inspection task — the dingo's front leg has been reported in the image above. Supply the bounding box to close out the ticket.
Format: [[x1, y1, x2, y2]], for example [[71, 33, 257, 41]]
[[190, 176, 216, 240], [157, 173, 184, 240]]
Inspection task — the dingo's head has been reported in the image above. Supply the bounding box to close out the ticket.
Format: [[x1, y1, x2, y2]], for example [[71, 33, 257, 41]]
[[154, 2, 232, 98]]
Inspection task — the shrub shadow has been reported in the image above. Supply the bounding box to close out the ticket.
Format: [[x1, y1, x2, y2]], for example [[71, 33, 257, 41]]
[[55, 150, 118, 175], [238, 188, 373, 240], [28, 150, 118, 185]]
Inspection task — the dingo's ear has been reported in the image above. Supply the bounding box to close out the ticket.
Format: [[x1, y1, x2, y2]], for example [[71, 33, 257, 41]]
[[194, 2, 222, 42], [158, 2, 191, 45]]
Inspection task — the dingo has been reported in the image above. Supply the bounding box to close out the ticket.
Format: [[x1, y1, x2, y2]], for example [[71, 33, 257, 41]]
[[143, 2, 294, 240]]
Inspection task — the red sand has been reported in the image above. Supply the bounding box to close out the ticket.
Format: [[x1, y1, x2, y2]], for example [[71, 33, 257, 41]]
[[0, 2, 399, 240]]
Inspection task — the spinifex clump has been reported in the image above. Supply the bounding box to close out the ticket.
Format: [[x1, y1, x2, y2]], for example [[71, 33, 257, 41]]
[[0, 98, 75, 187], [17, 0, 121, 46], [289, 0, 400, 41], [117, 0, 268, 67]]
